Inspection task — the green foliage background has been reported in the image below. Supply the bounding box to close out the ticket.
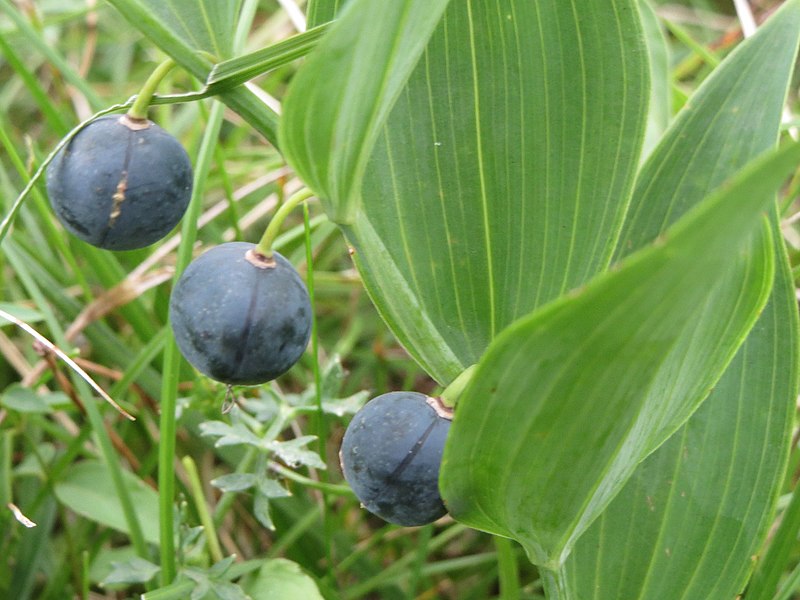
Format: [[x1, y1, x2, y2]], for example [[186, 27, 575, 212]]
[[1, 1, 800, 599]]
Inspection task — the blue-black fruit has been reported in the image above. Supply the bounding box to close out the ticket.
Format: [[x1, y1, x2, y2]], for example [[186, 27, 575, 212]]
[[340, 391, 452, 526], [46, 114, 192, 250], [169, 242, 311, 386]]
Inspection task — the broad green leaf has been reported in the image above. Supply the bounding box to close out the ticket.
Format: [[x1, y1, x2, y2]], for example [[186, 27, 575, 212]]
[[564, 2, 800, 596], [280, 0, 452, 223], [565, 237, 797, 598], [54, 460, 160, 544], [639, 0, 670, 158], [440, 141, 800, 567], [341, 0, 650, 383], [104, 0, 279, 145], [244, 559, 324, 600]]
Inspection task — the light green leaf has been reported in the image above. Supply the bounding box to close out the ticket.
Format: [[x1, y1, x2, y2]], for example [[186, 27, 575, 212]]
[[440, 141, 800, 567], [206, 24, 330, 91], [340, 0, 650, 383], [102, 556, 161, 585], [563, 2, 800, 596], [259, 478, 291, 499], [1, 384, 71, 414], [267, 436, 325, 469], [0, 302, 44, 324], [211, 473, 257, 493], [565, 240, 797, 598], [244, 558, 324, 600], [639, 0, 670, 158], [279, 0, 452, 223], [306, 0, 345, 28], [54, 460, 160, 544]]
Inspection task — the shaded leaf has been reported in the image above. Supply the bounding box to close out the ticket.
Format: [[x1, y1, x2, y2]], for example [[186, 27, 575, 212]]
[[253, 489, 275, 530], [200, 420, 261, 447], [306, 0, 345, 28], [267, 436, 325, 469], [54, 461, 160, 544], [566, 243, 797, 597], [211, 473, 257, 493], [102, 557, 160, 586], [1, 384, 71, 414], [259, 478, 291, 498]]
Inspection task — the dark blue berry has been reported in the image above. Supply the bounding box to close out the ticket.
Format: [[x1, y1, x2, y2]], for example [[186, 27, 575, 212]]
[[340, 391, 452, 526], [46, 114, 192, 250], [169, 242, 312, 385]]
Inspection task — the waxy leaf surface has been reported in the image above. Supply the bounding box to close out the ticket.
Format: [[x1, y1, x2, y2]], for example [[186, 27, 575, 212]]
[[439, 140, 800, 565], [563, 2, 800, 596], [292, 0, 650, 382]]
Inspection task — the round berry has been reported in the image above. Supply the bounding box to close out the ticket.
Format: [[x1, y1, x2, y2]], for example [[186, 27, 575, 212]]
[[46, 114, 192, 250], [169, 242, 312, 385], [340, 391, 452, 526]]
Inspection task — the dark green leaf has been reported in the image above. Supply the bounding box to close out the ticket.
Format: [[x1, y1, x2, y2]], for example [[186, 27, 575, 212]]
[[280, 0, 452, 223], [104, 0, 279, 144], [343, 0, 650, 382]]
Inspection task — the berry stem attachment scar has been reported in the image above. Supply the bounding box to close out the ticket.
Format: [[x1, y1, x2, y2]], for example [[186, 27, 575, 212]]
[[255, 187, 315, 259], [127, 58, 177, 121]]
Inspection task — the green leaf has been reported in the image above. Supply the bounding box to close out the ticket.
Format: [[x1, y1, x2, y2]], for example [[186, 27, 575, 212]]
[[102, 556, 161, 585], [280, 0, 453, 223], [54, 460, 160, 544], [125, 0, 242, 59], [200, 420, 262, 447], [306, 0, 345, 28], [210, 473, 257, 493], [639, 0, 670, 158], [206, 24, 330, 91], [338, 0, 649, 383], [563, 2, 800, 596], [440, 141, 800, 567], [258, 478, 291, 499], [267, 436, 325, 469], [0, 302, 44, 324], [244, 559, 324, 600], [1, 384, 71, 414], [565, 240, 797, 598], [104, 0, 279, 144]]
